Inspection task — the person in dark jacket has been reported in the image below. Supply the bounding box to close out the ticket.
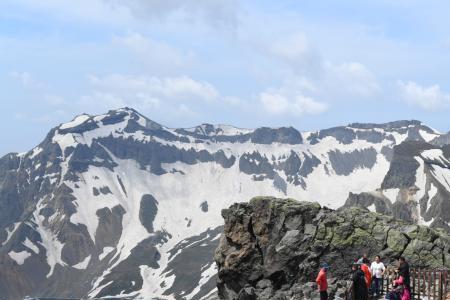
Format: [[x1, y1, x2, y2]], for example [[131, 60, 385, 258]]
[[398, 257, 410, 290], [352, 263, 368, 300]]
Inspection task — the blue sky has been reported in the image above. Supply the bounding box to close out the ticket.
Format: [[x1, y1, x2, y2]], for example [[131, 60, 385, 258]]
[[1, 0, 450, 155]]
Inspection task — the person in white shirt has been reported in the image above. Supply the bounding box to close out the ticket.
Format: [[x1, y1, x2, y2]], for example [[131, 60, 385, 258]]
[[370, 255, 386, 297]]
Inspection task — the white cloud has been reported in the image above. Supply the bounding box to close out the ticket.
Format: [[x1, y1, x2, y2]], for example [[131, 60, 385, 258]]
[[87, 74, 219, 103], [76, 73, 224, 117], [260, 92, 289, 115], [259, 82, 328, 117], [10, 71, 43, 89], [265, 32, 322, 77], [223, 96, 244, 106], [11, 71, 244, 124], [5, 0, 239, 29], [253, 31, 379, 100], [398, 80, 450, 110], [177, 103, 200, 118], [14, 109, 67, 124], [255, 58, 377, 117], [33, 109, 67, 124], [324, 62, 380, 98], [3, 0, 131, 25], [44, 94, 65, 106], [79, 91, 159, 111], [113, 32, 192, 71], [108, 0, 239, 28]]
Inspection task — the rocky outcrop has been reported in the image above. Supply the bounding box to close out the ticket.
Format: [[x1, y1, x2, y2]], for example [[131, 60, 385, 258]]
[[344, 191, 392, 215], [215, 197, 450, 299]]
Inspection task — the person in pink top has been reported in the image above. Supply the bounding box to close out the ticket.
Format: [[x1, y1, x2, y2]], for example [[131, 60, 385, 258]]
[[316, 263, 330, 300], [386, 275, 411, 300], [394, 276, 411, 300]]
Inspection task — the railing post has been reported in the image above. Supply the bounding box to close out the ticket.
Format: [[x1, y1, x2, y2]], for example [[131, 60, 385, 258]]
[[384, 270, 387, 296], [444, 269, 448, 300], [425, 269, 428, 298], [429, 270, 432, 300], [388, 269, 391, 295], [439, 271, 443, 300], [434, 270, 437, 300], [418, 268, 421, 300], [445, 269, 448, 300], [385, 270, 388, 296], [412, 269, 416, 300]]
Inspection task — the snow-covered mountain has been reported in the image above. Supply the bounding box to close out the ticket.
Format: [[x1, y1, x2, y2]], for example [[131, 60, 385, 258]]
[[0, 107, 449, 299]]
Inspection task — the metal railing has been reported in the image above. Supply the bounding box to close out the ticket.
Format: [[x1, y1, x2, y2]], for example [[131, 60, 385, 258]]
[[409, 268, 448, 300]]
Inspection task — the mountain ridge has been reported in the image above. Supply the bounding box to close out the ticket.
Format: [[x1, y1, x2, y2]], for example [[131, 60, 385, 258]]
[[4, 107, 440, 161], [0, 107, 449, 299]]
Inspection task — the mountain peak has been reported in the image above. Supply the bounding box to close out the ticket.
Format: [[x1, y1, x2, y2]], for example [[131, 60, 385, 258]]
[[107, 107, 145, 119], [56, 107, 162, 133]]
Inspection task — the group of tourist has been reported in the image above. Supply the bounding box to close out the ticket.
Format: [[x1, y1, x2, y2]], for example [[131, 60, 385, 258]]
[[315, 254, 411, 300]]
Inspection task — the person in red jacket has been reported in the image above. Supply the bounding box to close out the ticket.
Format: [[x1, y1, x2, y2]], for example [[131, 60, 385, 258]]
[[316, 263, 330, 300], [360, 258, 372, 292]]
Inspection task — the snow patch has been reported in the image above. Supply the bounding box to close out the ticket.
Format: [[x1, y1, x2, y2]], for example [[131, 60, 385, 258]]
[[73, 255, 91, 270], [77, 115, 131, 147], [421, 149, 450, 165], [99, 247, 115, 261], [60, 114, 90, 130], [426, 183, 438, 213], [419, 130, 440, 142], [389, 132, 408, 144], [29, 147, 43, 159], [52, 132, 77, 154], [414, 158, 427, 200], [8, 250, 31, 265], [419, 216, 434, 226], [34, 198, 67, 278], [382, 188, 400, 203], [2, 222, 21, 246], [216, 125, 253, 136], [184, 124, 252, 136], [430, 165, 450, 191], [23, 238, 39, 254]]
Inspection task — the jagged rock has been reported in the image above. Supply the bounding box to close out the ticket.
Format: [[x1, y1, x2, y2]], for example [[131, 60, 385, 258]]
[[344, 192, 392, 215], [215, 197, 450, 299]]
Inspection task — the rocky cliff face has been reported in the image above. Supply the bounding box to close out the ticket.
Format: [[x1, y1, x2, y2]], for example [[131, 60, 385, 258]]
[[215, 197, 450, 300]]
